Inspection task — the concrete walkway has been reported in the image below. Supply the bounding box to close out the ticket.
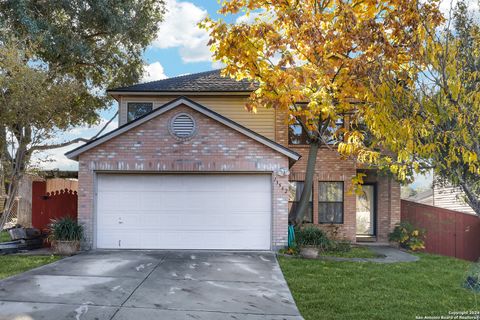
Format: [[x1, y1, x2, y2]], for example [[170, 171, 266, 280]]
[[320, 246, 420, 263], [0, 251, 302, 320]]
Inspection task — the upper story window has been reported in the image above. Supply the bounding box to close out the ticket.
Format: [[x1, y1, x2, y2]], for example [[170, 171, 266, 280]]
[[322, 118, 344, 145], [288, 117, 344, 145], [127, 102, 153, 122], [288, 120, 309, 145]]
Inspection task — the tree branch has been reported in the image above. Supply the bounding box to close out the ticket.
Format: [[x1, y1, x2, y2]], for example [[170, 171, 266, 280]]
[[31, 137, 90, 151], [31, 111, 118, 151], [91, 111, 118, 140]]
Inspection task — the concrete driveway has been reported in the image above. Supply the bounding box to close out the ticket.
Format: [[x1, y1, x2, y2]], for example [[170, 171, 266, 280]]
[[0, 251, 302, 320]]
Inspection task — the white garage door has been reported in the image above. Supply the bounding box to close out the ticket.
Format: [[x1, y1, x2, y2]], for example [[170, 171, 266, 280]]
[[96, 174, 272, 250]]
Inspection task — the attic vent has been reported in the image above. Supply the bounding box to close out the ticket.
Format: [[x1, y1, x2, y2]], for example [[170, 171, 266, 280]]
[[170, 113, 196, 140]]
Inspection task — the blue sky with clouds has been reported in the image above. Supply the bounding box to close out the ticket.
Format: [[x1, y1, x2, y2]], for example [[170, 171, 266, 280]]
[[34, 0, 237, 171], [33, 0, 474, 190]]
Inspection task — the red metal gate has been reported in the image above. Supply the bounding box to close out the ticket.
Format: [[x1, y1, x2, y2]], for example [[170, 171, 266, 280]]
[[401, 200, 480, 261], [32, 181, 78, 231]]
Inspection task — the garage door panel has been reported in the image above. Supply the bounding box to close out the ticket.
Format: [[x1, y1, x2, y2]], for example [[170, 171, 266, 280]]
[[227, 193, 271, 211], [158, 192, 227, 211], [97, 192, 143, 211], [123, 231, 269, 250], [98, 212, 270, 231], [96, 174, 272, 250], [98, 231, 270, 250]]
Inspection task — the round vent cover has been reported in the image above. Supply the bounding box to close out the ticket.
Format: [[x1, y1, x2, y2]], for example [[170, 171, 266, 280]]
[[170, 113, 196, 139]]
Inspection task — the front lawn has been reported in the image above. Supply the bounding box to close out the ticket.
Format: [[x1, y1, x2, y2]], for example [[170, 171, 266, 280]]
[[321, 246, 380, 259], [279, 253, 478, 320], [0, 255, 60, 280]]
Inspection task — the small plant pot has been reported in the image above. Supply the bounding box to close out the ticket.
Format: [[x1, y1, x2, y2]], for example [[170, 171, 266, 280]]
[[300, 246, 319, 259], [52, 240, 80, 255]]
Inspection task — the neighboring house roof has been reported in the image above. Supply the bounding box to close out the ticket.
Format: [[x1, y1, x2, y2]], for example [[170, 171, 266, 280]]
[[65, 97, 300, 161], [107, 70, 257, 94], [405, 189, 434, 205]]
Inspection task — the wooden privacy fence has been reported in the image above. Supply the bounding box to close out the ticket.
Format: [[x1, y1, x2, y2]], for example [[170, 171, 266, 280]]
[[401, 200, 480, 261], [32, 181, 78, 231]]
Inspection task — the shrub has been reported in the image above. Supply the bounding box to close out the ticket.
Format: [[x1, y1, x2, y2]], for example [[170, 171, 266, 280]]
[[49, 217, 83, 242], [295, 226, 331, 250], [464, 262, 480, 292], [328, 240, 352, 253], [388, 222, 425, 251]]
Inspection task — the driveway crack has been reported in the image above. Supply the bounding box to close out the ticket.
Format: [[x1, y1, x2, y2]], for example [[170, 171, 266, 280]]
[[108, 256, 166, 320]]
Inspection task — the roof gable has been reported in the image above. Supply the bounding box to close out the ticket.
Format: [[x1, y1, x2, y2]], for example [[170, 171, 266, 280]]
[[108, 70, 257, 93], [65, 97, 300, 161]]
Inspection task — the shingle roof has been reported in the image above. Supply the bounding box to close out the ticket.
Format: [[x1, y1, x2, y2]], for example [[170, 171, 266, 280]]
[[108, 69, 257, 93]]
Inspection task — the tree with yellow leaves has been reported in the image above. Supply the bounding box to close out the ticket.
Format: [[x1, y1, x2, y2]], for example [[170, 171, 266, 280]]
[[202, 0, 443, 223], [364, 0, 480, 215]]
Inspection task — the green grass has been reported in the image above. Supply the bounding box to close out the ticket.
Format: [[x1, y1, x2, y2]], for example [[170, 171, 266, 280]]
[[0, 255, 60, 280], [321, 246, 380, 259], [279, 254, 479, 320], [0, 231, 10, 243]]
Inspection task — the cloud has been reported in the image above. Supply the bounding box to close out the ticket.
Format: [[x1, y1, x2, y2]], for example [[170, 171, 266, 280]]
[[32, 144, 82, 171], [142, 61, 168, 83], [32, 116, 118, 170], [211, 60, 226, 69], [235, 10, 266, 24], [153, 0, 211, 63]]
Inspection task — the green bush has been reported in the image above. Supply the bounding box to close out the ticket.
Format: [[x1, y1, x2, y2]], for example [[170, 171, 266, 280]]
[[328, 240, 352, 253], [388, 221, 425, 251], [295, 226, 331, 250], [49, 217, 83, 242], [464, 261, 480, 292]]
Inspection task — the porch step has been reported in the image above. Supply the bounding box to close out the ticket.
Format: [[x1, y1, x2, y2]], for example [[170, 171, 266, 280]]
[[356, 235, 377, 242]]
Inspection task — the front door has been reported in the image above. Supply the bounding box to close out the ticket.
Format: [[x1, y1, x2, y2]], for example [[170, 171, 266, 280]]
[[356, 185, 376, 236]]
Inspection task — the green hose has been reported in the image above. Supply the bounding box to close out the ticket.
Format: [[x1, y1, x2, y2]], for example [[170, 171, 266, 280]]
[[288, 224, 295, 248]]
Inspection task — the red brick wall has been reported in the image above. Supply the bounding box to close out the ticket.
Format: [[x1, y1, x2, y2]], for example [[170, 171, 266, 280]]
[[78, 104, 290, 249]]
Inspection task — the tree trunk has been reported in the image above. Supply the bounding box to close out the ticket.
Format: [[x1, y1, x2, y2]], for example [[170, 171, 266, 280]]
[[0, 177, 19, 229], [293, 140, 320, 225], [0, 127, 28, 230], [459, 181, 480, 217]]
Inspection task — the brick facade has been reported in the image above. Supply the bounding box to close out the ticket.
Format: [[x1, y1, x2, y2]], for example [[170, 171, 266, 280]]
[[77, 104, 291, 249], [76, 99, 400, 250], [275, 110, 400, 243]]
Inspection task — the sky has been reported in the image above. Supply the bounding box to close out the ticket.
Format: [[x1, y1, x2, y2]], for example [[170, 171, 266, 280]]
[[32, 0, 474, 190], [33, 0, 230, 171]]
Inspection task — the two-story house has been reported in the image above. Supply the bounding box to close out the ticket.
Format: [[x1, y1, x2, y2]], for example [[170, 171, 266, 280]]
[[66, 70, 400, 250]]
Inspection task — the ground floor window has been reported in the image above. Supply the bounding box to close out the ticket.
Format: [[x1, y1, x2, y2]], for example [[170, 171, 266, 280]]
[[318, 181, 344, 224], [288, 181, 313, 223]]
